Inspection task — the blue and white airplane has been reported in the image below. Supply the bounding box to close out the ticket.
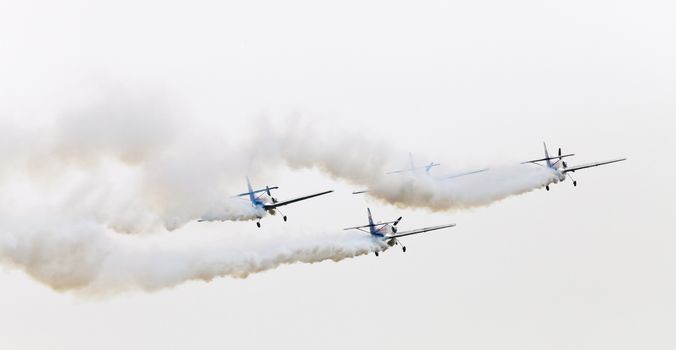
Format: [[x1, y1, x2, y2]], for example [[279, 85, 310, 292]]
[[522, 142, 626, 191], [344, 208, 455, 256], [201, 178, 333, 227], [242, 177, 333, 227]]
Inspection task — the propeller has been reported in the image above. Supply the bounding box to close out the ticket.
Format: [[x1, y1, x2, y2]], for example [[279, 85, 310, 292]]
[[394, 216, 403, 226], [391, 217, 403, 233], [265, 186, 272, 196], [559, 148, 568, 168]]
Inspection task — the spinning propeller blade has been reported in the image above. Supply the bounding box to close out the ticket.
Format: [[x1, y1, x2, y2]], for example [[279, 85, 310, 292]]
[[394, 216, 403, 226]]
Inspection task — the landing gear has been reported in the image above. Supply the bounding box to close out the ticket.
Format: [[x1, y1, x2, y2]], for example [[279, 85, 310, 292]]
[[395, 238, 406, 252], [277, 208, 288, 223], [375, 251, 379, 257], [568, 173, 577, 187], [546, 185, 550, 191], [256, 221, 261, 228]]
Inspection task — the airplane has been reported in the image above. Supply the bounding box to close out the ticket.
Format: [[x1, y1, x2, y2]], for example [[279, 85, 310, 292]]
[[344, 208, 455, 256], [386, 152, 440, 175], [199, 177, 333, 227], [522, 142, 626, 191], [352, 153, 489, 194]]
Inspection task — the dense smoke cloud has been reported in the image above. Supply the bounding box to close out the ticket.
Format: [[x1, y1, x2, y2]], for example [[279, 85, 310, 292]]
[[0, 214, 383, 294], [0, 88, 557, 294]]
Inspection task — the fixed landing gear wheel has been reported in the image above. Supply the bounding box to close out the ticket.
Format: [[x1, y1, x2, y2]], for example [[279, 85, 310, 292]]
[[546, 186, 550, 191], [256, 222, 261, 228], [573, 181, 577, 186], [402, 247, 406, 252], [283, 216, 287, 222], [375, 252, 379, 257]]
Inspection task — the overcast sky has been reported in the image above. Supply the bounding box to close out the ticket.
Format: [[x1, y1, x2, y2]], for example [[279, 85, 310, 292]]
[[1, 0, 675, 349]]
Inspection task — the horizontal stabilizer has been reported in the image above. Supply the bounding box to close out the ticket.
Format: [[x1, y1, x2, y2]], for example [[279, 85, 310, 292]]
[[235, 186, 279, 197], [343, 220, 401, 231], [521, 153, 575, 164]]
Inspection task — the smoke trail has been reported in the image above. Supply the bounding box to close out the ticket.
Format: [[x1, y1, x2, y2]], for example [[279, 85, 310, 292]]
[[1, 91, 556, 230], [0, 214, 384, 294], [361, 165, 557, 210], [198, 197, 262, 222], [257, 119, 558, 211], [0, 88, 259, 233], [0, 87, 558, 294]]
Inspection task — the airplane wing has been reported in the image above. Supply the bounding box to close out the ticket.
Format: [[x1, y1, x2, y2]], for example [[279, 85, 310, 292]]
[[386, 223, 455, 239], [263, 190, 333, 210], [385, 169, 413, 175], [386, 164, 441, 175], [440, 168, 489, 180], [352, 189, 369, 195], [562, 158, 626, 173]]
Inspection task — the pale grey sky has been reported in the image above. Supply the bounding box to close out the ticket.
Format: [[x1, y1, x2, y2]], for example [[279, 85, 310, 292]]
[[0, 0, 674, 349]]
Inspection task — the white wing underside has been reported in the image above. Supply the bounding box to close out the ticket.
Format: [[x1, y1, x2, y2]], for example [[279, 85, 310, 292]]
[[562, 158, 626, 173], [385, 224, 456, 239]]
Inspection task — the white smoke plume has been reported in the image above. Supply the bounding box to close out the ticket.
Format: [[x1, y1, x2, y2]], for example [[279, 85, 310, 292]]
[[363, 165, 556, 210], [0, 88, 258, 232], [256, 119, 558, 211], [0, 86, 557, 294], [0, 213, 383, 294]]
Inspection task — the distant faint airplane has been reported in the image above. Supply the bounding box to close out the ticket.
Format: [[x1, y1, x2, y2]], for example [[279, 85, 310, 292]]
[[522, 142, 626, 191], [386, 152, 440, 175], [199, 177, 333, 227], [352, 153, 488, 194], [344, 208, 455, 256]]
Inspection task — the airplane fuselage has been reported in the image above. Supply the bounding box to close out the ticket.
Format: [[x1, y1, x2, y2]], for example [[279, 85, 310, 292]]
[[543, 143, 567, 183], [369, 224, 399, 252], [550, 167, 567, 182], [250, 199, 275, 218]]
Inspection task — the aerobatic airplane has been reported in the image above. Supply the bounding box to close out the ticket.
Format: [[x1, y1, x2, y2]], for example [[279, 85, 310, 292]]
[[352, 153, 489, 194], [200, 178, 333, 227], [522, 142, 626, 191], [344, 208, 455, 256], [386, 152, 488, 179], [386, 152, 441, 175]]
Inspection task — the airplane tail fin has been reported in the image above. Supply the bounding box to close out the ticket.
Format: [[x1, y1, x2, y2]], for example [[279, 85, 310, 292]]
[[246, 177, 255, 202], [367, 208, 376, 235], [543, 142, 553, 167]]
